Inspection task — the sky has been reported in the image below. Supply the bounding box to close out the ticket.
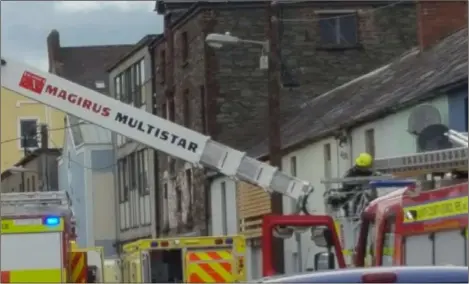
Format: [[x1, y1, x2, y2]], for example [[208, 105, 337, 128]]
[[1, 1, 163, 71]]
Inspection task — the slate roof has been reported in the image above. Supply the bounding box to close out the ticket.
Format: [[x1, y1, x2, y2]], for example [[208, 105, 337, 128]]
[[58, 44, 133, 94], [107, 34, 162, 72], [247, 28, 468, 159]]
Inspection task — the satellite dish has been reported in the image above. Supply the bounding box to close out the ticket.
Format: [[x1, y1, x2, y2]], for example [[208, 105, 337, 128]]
[[417, 124, 452, 151], [407, 105, 442, 135]]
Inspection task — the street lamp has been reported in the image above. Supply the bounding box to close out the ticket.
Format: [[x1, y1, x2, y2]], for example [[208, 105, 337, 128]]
[[205, 32, 270, 70], [205, 32, 269, 50]]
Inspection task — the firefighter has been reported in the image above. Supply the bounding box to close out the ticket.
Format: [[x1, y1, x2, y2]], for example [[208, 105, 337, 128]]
[[326, 152, 375, 216]]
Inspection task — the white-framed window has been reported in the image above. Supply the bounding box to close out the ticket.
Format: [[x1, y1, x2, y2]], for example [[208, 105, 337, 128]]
[[18, 117, 39, 149]]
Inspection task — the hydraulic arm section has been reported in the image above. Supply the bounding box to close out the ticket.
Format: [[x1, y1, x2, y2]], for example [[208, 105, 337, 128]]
[[1, 57, 309, 200]]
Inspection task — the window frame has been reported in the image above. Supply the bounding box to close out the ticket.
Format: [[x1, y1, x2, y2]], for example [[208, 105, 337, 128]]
[[365, 128, 375, 157], [317, 11, 359, 47], [18, 117, 39, 149]]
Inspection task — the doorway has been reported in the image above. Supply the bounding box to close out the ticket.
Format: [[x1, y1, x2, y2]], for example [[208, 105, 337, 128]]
[[150, 249, 184, 283]]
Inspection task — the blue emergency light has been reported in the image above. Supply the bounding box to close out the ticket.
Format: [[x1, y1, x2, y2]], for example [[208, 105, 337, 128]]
[[44, 216, 60, 226], [369, 180, 416, 188]]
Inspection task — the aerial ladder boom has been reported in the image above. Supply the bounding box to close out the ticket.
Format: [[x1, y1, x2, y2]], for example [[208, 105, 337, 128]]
[[1, 57, 309, 200]]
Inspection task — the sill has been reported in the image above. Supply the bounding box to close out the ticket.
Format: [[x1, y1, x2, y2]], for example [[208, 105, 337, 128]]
[[316, 43, 362, 51], [181, 60, 188, 68]]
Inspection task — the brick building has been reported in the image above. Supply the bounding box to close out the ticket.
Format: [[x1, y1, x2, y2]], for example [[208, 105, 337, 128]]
[[151, 0, 419, 236]]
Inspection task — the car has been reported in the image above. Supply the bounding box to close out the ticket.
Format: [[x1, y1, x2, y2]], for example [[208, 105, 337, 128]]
[[257, 266, 468, 283]]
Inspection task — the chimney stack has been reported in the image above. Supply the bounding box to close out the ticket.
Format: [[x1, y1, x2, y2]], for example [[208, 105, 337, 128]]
[[47, 29, 61, 73], [417, 1, 467, 50]]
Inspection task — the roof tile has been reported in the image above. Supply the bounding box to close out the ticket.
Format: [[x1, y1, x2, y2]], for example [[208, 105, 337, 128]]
[[59, 45, 133, 94], [247, 28, 468, 158]]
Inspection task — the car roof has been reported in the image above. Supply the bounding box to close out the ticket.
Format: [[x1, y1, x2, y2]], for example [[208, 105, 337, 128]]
[[259, 266, 468, 283]]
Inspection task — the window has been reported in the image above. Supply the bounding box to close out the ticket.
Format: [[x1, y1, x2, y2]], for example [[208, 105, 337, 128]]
[[163, 183, 168, 199], [122, 69, 131, 104], [365, 129, 375, 157], [221, 181, 228, 234], [323, 143, 332, 190], [138, 150, 149, 195], [318, 12, 358, 46], [26, 178, 30, 192], [290, 156, 297, 177], [183, 89, 190, 127], [139, 60, 145, 105], [20, 119, 38, 148], [380, 216, 396, 266], [160, 49, 166, 82], [32, 176, 36, 192], [129, 153, 137, 190], [464, 96, 468, 131], [162, 103, 167, 119], [185, 169, 192, 205], [176, 186, 182, 212], [114, 76, 121, 101], [118, 158, 129, 202], [168, 95, 175, 122], [68, 116, 84, 146], [200, 85, 207, 134], [169, 158, 176, 176], [181, 31, 189, 63]]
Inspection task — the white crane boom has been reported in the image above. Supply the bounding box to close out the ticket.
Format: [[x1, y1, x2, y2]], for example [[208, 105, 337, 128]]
[[1, 57, 310, 200]]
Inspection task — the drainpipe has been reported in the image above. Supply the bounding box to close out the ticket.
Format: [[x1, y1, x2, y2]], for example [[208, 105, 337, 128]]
[[149, 44, 161, 237]]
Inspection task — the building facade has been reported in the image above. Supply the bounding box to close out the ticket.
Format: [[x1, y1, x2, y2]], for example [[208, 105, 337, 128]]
[[447, 84, 468, 132], [1, 148, 61, 193], [47, 29, 134, 254], [0, 87, 65, 172], [107, 35, 159, 248], [57, 118, 116, 256], [211, 0, 467, 277], [152, 0, 419, 237]]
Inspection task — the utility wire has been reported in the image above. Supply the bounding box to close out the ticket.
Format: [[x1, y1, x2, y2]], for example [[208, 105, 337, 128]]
[[0, 122, 88, 145], [279, 1, 405, 22]]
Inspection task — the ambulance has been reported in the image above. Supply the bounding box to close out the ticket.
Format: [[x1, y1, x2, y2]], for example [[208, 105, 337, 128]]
[[69, 241, 105, 283], [0, 191, 74, 283], [121, 235, 247, 283]]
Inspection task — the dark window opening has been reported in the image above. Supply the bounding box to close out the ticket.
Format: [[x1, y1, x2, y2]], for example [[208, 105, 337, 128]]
[[176, 186, 182, 212], [365, 129, 375, 157], [318, 13, 358, 46], [181, 31, 188, 63], [162, 103, 167, 119], [20, 119, 38, 148], [183, 89, 190, 127], [163, 183, 168, 199], [160, 49, 166, 82], [200, 85, 207, 134], [168, 95, 175, 122]]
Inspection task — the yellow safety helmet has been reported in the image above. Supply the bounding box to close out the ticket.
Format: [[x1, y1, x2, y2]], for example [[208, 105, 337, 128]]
[[355, 152, 373, 168]]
